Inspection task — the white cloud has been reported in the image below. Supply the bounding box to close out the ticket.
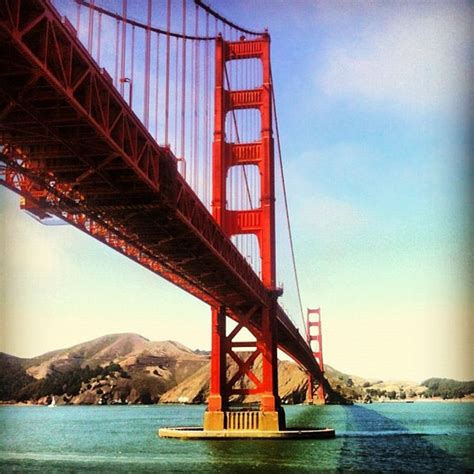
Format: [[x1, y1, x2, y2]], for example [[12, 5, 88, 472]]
[[298, 195, 367, 237], [282, 144, 376, 241], [318, 4, 471, 112]]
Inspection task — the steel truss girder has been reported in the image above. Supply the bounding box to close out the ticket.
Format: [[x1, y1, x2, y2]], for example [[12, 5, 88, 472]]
[[0, 0, 268, 310]]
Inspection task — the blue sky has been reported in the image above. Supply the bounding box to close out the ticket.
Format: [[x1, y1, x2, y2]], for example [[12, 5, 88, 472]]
[[1, 0, 472, 382]]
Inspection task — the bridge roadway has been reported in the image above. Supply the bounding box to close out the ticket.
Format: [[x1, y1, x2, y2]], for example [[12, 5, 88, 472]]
[[0, 0, 321, 378]]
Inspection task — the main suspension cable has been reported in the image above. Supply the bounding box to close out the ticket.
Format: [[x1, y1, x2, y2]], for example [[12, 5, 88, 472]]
[[270, 67, 307, 336], [194, 0, 265, 37], [76, 0, 215, 41]]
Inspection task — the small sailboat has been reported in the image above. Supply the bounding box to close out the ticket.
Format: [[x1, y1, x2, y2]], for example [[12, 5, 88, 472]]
[[48, 396, 56, 408]]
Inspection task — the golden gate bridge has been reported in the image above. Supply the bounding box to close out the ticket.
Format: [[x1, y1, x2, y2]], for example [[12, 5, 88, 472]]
[[0, 0, 330, 436]]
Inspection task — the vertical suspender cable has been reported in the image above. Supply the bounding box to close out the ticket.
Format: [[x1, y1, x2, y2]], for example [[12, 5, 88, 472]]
[[154, 32, 160, 141], [114, 19, 119, 86], [189, 24, 195, 188], [180, 0, 187, 177], [87, 0, 94, 53], [165, 0, 171, 145], [174, 37, 179, 153], [97, 12, 102, 64], [130, 25, 135, 108], [119, 0, 127, 96], [144, 0, 152, 129], [76, 2, 81, 37], [193, 3, 199, 194], [203, 12, 210, 207], [208, 18, 213, 208]]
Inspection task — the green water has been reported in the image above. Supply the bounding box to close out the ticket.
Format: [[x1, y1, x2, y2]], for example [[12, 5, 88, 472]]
[[0, 403, 472, 472]]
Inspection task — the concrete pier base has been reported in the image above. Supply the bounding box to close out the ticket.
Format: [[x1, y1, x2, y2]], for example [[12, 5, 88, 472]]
[[160, 408, 334, 440], [158, 426, 336, 440], [203, 411, 226, 431], [203, 409, 285, 432], [160, 409, 334, 440]]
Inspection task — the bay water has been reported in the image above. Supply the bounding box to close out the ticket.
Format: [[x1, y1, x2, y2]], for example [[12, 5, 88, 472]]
[[1, 402, 472, 472]]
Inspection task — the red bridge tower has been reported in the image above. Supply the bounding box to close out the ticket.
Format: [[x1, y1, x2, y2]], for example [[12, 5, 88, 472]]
[[306, 308, 326, 404], [205, 34, 284, 431]]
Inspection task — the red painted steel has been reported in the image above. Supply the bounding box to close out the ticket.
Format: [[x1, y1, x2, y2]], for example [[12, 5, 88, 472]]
[[212, 36, 276, 289], [306, 308, 326, 403], [0, 0, 324, 411], [209, 35, 281, 413]]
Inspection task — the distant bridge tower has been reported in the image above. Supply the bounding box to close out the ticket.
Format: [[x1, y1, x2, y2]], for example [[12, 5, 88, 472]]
[[206, 33, 284, 431], [306, 308, 326, 404]]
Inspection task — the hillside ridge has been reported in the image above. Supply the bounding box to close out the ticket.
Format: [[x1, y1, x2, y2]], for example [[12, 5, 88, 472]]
[[1, 333, 472, 405]]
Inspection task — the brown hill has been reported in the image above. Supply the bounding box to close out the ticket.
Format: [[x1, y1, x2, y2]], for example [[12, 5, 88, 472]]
[[4, 333, 458, 405], [25, 333, 206, 382], [9, 333, 210, 405], [3, 334, 339, 405], [0, 352, 28, 366]]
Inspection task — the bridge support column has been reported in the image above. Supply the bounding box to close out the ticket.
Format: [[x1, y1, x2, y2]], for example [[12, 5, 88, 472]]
[[307, 375, 325, 405], [204, 300, 286, 431], [260, 297, 285, 430], [204, 306, 227, 431]]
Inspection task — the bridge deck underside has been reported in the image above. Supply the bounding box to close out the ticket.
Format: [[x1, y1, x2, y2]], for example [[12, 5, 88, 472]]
[[0, 0, 321, 378]]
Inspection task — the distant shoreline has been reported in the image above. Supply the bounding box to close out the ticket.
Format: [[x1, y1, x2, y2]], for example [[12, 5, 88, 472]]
[[2, 397, 473, 407], [357, 398, 474, 404]]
